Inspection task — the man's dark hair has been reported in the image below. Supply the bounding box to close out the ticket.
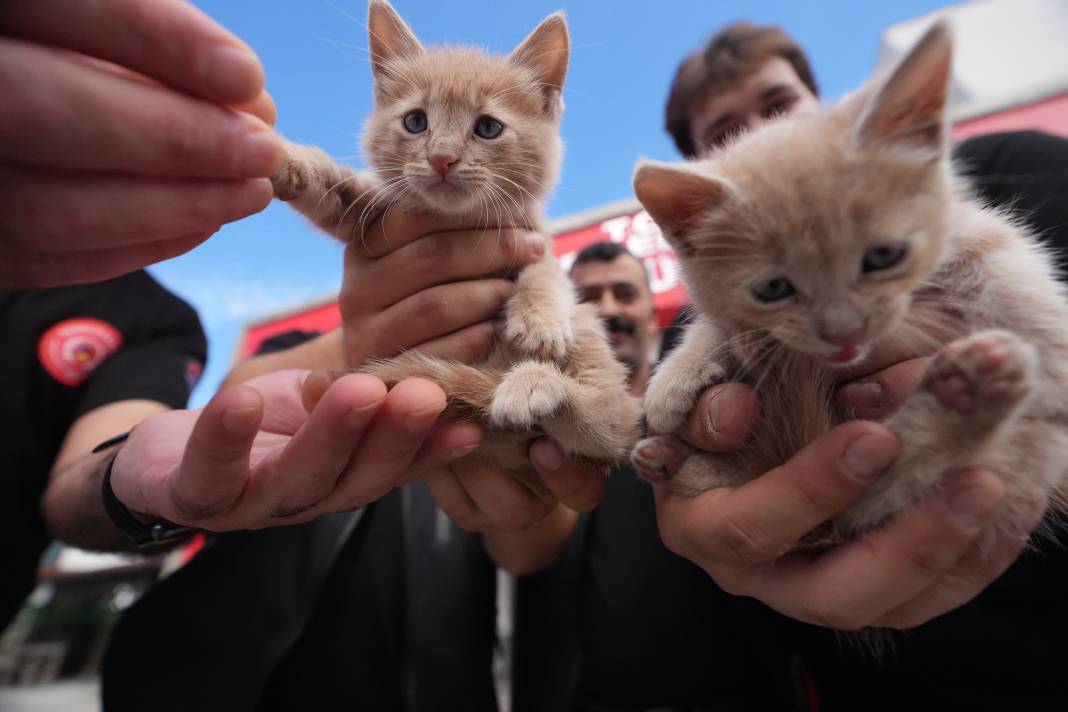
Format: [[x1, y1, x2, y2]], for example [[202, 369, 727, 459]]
[[570, 241, 651, 292], [665, 22, 819, 158], [571, 241, 633, 269]]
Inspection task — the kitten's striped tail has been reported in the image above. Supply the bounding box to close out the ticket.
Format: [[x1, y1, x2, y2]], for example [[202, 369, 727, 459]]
[[361, 352, 502, 413]]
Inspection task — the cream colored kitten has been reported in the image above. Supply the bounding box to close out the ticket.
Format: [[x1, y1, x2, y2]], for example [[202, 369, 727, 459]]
[[271, 0, 639, 481], [632, 22, 1068, 543]]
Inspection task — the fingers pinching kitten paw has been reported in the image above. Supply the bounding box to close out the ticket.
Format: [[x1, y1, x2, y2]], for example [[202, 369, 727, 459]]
[[925, 330, 1036, 414]]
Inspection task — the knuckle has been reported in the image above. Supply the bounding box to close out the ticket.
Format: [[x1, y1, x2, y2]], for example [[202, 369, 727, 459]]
[[415, 290, 454, 325]]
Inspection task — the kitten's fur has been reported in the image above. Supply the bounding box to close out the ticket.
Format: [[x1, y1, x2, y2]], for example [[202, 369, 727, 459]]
[[632, 22, 1068, 543], [271, 0, 639, 482]]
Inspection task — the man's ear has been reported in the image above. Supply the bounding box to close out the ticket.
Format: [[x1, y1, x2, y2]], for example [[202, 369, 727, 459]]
[[633, 159, 731, 256]]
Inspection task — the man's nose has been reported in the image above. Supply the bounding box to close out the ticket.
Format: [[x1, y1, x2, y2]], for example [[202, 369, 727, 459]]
[[595, 292, 619, 315]]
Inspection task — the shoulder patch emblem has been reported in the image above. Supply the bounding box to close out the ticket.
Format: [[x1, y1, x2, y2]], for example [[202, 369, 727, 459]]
[[37, 318, 124, 387]]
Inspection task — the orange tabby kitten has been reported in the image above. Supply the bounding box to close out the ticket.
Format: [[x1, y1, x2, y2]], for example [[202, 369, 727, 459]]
[[271, 0, 639, 482], [632, 22, 1068, 543]]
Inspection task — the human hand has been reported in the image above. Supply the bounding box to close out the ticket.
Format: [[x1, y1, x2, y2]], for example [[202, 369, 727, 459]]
[[424, 438, 607, 575], [109, 369, 484, 531], [650, 348, 1048, 629], [0, 0, 281, 287], [424, 439, 606, 533], [338, 209, 547, 367]]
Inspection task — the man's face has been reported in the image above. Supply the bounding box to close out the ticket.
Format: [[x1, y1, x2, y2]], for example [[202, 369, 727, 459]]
[[570, 254, 656, 368], [689, 56, 820, 157]]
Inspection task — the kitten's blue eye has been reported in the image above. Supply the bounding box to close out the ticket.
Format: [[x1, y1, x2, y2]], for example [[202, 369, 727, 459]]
[[752, 277, 796, 303], [862, 245, 908, 273], [403, 110, 427, 134], [473, 116, 503, 139]]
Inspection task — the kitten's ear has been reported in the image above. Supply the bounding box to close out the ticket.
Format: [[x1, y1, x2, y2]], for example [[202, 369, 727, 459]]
[[633, 160, 730, 256], [367, 0, 423, 82], [856, 20, 953, 155], [509, 12, 569, 107]]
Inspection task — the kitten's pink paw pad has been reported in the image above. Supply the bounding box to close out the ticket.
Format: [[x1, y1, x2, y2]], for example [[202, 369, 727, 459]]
[[926, 331, 1036, 414], [631, 436, 691, 482], [490, 370, 568, 429]]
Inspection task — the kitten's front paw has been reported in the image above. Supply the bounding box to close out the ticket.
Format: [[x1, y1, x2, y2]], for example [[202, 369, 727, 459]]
[[490, 366, 568, 430], [270, 155, 304, 201], [644, 363, 727, 435], [505, 315, 574, 362], [924, 330, 1036, 415], [632, 435, 693, 483]]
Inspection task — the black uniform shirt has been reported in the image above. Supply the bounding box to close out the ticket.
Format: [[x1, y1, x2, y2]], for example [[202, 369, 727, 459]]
[[0, 270, 206, 631]]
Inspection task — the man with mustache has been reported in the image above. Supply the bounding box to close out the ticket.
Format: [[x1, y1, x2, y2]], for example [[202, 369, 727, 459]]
[[568, 241, 658, 396]]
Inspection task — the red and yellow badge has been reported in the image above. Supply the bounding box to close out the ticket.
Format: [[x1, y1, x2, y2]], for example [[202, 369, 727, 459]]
[[37, 318, 123, 387]]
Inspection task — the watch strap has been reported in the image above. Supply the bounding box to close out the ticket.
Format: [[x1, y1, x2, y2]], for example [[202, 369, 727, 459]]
[[96, 431, 197, 548]]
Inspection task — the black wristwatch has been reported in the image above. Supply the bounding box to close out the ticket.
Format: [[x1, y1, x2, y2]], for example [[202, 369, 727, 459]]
[[94, 432, 197, 548]]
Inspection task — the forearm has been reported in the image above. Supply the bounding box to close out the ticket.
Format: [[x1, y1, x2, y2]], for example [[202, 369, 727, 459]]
[[482, 504, 579, 575], [221, 329, 346, 388], [42, 443, 142, 552], [43, 399, 172, 551]]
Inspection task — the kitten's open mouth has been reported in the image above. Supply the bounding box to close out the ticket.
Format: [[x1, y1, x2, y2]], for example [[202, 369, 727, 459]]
[[823, 345, 864, 365]]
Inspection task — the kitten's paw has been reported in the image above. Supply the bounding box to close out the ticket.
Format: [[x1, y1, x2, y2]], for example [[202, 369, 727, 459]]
[[644, 362, 728, 434], [632, 435, 693, 483], [270, 156, 305, 201], [925, 330, 1037, 415], [505, 316, 574, 362], [490, 366, 569, 430]]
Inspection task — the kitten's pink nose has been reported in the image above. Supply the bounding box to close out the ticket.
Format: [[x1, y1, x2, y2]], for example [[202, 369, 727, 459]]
[[818, 328, 864, 347], [429, 154, 457, 178]]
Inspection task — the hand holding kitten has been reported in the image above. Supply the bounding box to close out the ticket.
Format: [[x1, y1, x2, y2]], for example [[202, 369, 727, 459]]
[[647, 354, 1048, 629], [0, 0, 280, 288]]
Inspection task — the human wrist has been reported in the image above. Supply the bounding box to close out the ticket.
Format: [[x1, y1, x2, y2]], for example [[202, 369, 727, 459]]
[[97, 433, 195, 547]]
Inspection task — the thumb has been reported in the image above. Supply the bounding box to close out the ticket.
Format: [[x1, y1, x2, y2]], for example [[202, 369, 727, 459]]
[[169, 385, 263, 521]]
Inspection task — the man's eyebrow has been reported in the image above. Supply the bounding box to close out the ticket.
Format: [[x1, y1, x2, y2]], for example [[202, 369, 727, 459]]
[[759, 83, 797, 100]]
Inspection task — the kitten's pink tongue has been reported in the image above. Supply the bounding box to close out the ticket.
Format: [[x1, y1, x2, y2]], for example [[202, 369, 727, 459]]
[[828, 345, 859, 363]]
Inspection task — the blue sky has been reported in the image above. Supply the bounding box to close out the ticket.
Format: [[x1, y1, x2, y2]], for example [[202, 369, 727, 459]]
[[155, 0, 953, 406]]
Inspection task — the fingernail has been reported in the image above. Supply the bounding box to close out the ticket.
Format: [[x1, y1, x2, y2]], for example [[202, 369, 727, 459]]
[[222, 406, 260, 436], [842, 381, 883, 413], [348, 399, 385, 427], [531, 441, 563, 471], [403, 408, 440, 435], [842, 433, 898, 479], [525, 231, 546, 258], [208, 45, 264, 102], [238, 131, 283, 176], [947, 472, 1003, 529], [705, 385, 742, 434], [448, 442, 480, 460]]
